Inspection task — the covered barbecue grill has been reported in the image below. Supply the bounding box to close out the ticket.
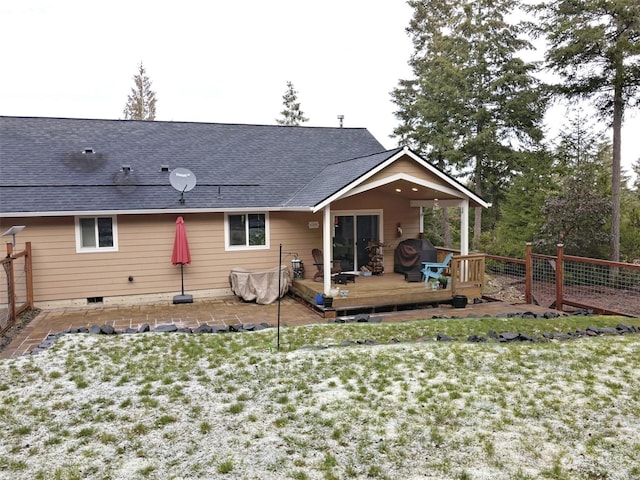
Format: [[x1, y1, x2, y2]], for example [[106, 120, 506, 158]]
[[394, 238, 438, 275]]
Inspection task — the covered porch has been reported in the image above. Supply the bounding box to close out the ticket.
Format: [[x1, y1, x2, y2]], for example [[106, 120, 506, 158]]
[[310, 147, 489, 302], [292, 251, 485, 317]]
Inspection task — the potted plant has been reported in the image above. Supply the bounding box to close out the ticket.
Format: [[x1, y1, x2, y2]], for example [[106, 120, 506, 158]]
[[438, 276, 450, 289], [322, 293, 334, 308]]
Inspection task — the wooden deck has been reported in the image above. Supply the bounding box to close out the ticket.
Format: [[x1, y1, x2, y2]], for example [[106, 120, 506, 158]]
[[292, 253, 486, 317], [292, 272, 463, 316]]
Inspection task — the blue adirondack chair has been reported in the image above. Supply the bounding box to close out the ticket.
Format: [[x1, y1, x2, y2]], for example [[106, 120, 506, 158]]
[[421, 252, 454, 282]]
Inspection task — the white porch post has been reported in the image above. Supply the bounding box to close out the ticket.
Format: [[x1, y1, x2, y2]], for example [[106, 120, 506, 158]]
[[459, 200, 470, 282], [419, 206, 424, 235], [460, 200, 469, 255], [323, 205, 332, 295]]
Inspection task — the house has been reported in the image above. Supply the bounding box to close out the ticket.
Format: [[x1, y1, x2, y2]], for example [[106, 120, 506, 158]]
[[0, 116, 488, 308]]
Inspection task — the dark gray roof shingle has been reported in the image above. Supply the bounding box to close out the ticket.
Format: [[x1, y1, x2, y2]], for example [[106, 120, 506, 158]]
[[286, 148, 403, 207], [0, 116, 390, 214]]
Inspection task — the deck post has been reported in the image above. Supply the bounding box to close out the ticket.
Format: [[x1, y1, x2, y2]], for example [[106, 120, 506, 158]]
[[459, 200, 470, 281], [323, 205, 332, 295], [459, 200, 469, 256]]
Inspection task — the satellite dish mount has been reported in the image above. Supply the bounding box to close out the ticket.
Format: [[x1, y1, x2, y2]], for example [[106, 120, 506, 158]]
[[169, 168, 197, 204], [1, 225, 26, 248]]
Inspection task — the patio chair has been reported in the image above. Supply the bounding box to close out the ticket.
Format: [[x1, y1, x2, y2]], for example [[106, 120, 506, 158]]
[[311, 248, 342, 282], [421, 252, 454, 282]]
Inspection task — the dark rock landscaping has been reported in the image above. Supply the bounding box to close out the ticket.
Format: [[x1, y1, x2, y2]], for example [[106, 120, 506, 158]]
[[0, 308, 42, 353], [28, 321, 273, 355], [22, 307, 640, 355]]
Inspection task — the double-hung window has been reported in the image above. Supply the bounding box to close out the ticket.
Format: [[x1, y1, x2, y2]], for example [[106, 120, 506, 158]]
[[225, 213, 268, 250], [75, 216, 118, 252]]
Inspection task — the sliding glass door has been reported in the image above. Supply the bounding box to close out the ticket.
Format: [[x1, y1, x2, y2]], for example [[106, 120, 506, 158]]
[[333, 212, 381, 271]]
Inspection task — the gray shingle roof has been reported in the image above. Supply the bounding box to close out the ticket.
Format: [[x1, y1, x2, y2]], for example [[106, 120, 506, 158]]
[[0, 116, 389, 214], [285, 148, 403, 208]]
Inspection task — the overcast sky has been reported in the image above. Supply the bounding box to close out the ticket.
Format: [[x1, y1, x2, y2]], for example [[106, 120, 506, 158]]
[[1, 0, 638, 179]]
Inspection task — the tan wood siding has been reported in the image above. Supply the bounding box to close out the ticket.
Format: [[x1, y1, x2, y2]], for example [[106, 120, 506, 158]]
[[3, 196, 426, 304], [2, 212, 328, 303], [269, 211, 325, 280], [363, 157, 451, 190]]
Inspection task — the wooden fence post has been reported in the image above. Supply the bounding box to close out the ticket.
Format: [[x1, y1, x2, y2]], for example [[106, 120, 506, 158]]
[[5, 243, 16, 326], [25, 242, 34, 309], [525, 242, 532, 304], [556, 244, 564, 311]]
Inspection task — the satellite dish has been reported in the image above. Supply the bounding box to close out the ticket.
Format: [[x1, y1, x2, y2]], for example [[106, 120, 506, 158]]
[[1, 225, 26, 247], [169, 168, 197, 204]]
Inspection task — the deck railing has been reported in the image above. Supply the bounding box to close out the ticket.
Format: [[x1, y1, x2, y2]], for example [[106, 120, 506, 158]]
[[436, 249, 485, 299]]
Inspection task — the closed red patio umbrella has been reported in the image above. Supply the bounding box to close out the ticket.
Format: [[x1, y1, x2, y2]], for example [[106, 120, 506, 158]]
[[171, 216, 193, 304]]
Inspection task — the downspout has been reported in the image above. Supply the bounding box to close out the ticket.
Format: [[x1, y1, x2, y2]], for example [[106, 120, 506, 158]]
[[323, 205, 332, 295]]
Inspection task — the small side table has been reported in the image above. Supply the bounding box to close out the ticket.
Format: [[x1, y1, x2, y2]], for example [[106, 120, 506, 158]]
[[333, 272, 357, 284]]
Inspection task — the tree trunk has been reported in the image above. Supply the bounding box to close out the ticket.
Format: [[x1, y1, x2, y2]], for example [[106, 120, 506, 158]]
[[610, 45, 623, 263], [473, 156, 483, 250], [611, 101, 621, 263], [442, 207, 452, 248]]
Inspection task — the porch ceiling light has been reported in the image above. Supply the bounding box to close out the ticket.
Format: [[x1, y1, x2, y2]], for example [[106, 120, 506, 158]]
[[395, 188, 402, 192], [411, 187, 418, 192]]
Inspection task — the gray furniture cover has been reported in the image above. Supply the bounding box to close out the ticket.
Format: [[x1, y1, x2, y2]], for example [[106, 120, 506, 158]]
[[229, 265, 291, 304]]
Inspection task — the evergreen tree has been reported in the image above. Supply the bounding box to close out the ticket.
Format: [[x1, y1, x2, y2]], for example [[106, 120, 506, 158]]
[[538, 118, 612, 257], [632, 158, 640, 191], [276, 81, 308, 126], [533, 0, 640, 262], [488, 150, 554, 257], [620, 157, 640, 261], [123, 62, 157, 121], [392, 0, 547, 249], [620, 182, 640, 261]]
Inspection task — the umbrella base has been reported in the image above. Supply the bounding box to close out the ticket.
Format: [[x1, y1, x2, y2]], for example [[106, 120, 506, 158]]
[[172, 294, 193, 304]]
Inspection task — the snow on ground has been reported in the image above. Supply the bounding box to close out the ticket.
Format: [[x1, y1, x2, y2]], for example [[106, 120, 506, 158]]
[[0, 330, 639, 479]]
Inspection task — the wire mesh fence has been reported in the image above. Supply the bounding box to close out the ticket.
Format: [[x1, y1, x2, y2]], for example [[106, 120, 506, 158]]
[[12, 254, 28, 307], [483, 255, 527, 303], [561, 255, 640, 316], [1, 256, 13, 334], [485, 244, 640, 317], [0, 243, 33, 335], [529, 254, 558, 308]]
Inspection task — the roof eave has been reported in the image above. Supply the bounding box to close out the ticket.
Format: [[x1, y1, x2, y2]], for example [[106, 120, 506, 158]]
[[1, 206, 316, 217]]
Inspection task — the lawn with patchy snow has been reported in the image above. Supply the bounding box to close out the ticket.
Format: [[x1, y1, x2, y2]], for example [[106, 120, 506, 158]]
[[1, 317, 639, 479]]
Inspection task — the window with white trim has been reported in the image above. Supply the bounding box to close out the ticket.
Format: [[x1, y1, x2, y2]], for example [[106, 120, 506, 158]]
[[75, 216, 118, 252], [225, 213, 269, 250]]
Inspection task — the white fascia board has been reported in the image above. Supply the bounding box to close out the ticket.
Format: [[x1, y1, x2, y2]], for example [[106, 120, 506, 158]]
[[410, 199, 493, 208], [312, 146, 489, 213], [401, 150, 489, 208], [2, 206, 314, 217], [410, 199, 466, 208]]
